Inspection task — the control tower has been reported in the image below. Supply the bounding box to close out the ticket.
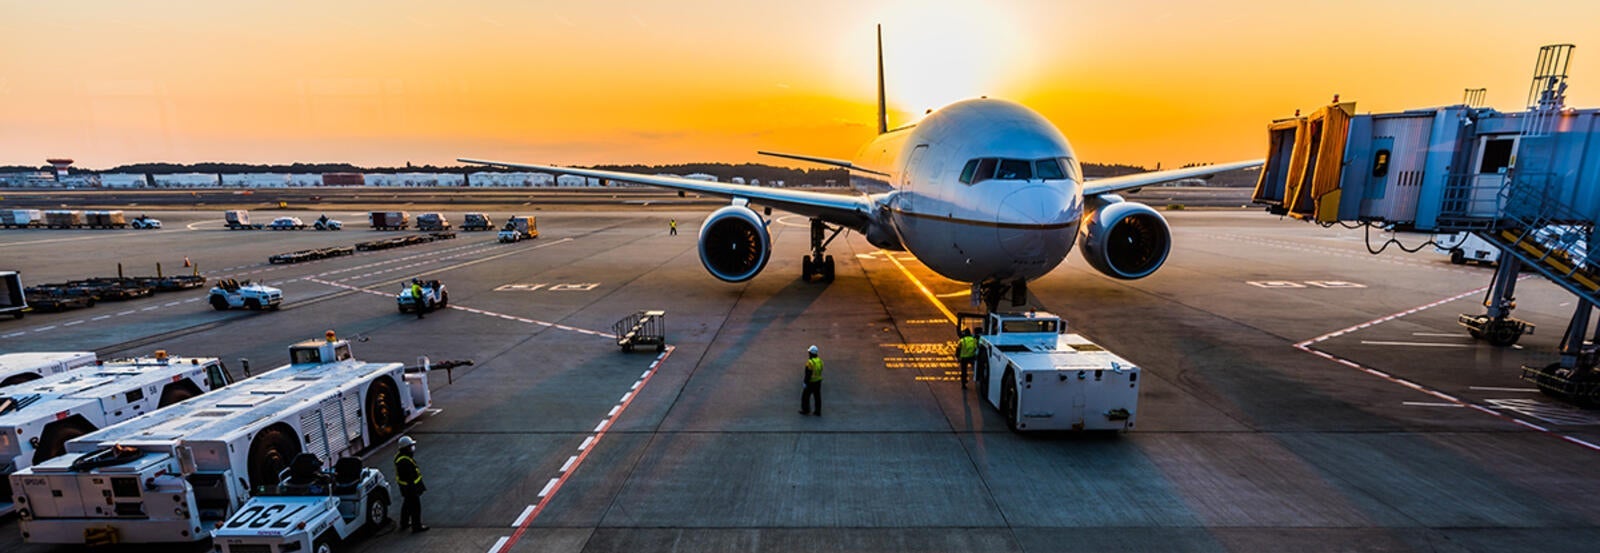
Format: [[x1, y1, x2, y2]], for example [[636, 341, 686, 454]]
[[46, 158, 73, 181]]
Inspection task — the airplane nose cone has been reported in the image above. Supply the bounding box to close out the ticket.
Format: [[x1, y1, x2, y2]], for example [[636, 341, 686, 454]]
[[995, 185, 1074, 260]]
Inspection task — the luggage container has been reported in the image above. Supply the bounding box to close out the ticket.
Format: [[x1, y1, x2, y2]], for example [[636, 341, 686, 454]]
[[1, 270, 25, 319], [84, 210, 127, 229], [415, 212, 451, 231], [1, 209, 43, 228], [224, 210, 264, 230], [368, 211, 410, 230], [461, 212, 493, 231], [42, 210, 85, 229]]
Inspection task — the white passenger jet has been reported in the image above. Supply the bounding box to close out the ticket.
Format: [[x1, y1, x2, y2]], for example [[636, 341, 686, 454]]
[[463, 27, 1259, 311]]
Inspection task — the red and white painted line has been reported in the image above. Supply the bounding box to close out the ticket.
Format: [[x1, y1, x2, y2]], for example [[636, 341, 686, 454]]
[[1295, 280, 1600, 453], [488, 346, 675, 553]]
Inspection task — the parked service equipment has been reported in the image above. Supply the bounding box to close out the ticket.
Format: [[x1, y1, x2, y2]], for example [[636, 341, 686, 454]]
[[461, 212, 493, 231], [1434, 232, 1501, 266], [225, 210, 264, 230], [0, 352, 232, 516], [21, 287, 94, 312], [269, 246, 354, 265], [43, 210, 85, 229], [0, 352, 96, 388], [368, 211, 410, 230], [313, 214, 343, 231], [208, 279, 282, 311], [498, 215, 537, 242], [613, 310, 666, 352], [957, 311, 1140, 433], [84, 210, 127, 229], [10, 334, 431, 544], [129, 215, 162, 230], [1, 209, 43, 228], [212, 454, 391, 553], [396, 280, 448, 314], [267, 216, 306, 230], [1, 270, 24, 319], [415, 212, 451, 231]]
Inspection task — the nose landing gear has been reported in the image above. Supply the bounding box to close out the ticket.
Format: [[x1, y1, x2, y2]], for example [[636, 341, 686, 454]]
[[974, 279, 1029, 314], [804, 218, 844, 283]]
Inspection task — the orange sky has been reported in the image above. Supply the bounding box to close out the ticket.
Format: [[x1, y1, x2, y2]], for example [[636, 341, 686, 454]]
[[3, 0, 1598, 169]]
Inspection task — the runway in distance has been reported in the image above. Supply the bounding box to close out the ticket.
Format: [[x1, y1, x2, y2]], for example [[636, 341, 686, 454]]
[[463, 26, 1260, 311]]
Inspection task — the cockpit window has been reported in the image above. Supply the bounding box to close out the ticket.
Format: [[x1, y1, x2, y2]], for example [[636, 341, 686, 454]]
[[969, 158, 998, 184], [959, 159, 979, 184], [996, 159, 1031, 180], [1035, 158, 1065, 180]]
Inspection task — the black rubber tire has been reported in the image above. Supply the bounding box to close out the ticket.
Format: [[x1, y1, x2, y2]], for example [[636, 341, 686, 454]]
[[801, 256, 814, 281], [1, 372, 42, 387], [823, 255, 835, 282], [246, 424, 300, 489], [10, 312, 20, 320], [1534, 362, 1566, 399], [1486, 321, 1522, 347], [656, 342, 666, 353], [1450, 250, 1466, 265], [158, 381, 202, 407], [365, 378, 404, 444], [366, 488, 390, 529], [245, 298, 261, 311], [313, 536, 335, 553], [976, 352, 990, 398], [438, 291, 448, 308], [33, 420, 94, 465], [1001, 371, 1019, 432]]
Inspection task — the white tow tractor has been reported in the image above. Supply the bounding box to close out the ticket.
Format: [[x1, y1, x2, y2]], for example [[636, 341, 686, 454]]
[[957, 311, 1140, 433], [129, 215, 162, 230], [313, 214, 343, 231], [213, 453, 390, 553], [396, 280, 447, 314], [209, 278, 283, 311]]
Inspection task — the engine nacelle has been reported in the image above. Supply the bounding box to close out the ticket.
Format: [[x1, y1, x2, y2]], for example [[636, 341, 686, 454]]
[[1078, 196, 1171, 280], [698, 204, 772, 283]]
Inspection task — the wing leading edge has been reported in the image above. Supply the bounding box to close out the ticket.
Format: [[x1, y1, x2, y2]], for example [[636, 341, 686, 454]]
[[1082, 160, 1262, 197], [457, 158, 875, 226]]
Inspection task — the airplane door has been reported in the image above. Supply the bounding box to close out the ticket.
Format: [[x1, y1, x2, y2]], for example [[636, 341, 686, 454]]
[[903, 144, 928, 189]]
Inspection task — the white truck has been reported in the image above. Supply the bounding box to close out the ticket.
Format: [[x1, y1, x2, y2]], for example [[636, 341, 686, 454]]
[[497, 215, 537, 243], [958, 311, 1140, 432], [0, 352, 231, 515], [1434, 232, 1501, 265], [209, 278, 283, 311], [212, 453, 390, 553], [10, 335, 431, 545], [0, 352, 97, 388], [396, 279, 448, 314]]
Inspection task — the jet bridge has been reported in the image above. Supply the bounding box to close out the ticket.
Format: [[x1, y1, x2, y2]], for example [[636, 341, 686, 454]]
[[1253, 44, 1600, 404]]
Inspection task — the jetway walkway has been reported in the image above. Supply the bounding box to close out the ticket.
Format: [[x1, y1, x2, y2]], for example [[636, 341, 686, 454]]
[[1253, 44, 1600, 404]]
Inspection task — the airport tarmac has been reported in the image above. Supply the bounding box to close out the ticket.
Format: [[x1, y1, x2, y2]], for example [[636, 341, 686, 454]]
[[2, 207, 1598, 553]]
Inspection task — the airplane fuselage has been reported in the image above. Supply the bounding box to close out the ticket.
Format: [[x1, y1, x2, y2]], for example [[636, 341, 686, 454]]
[[849, 98, 1084, 284]]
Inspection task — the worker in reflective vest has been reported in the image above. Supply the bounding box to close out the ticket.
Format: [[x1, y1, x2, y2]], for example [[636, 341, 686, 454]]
[[800, 345, 823, 416], [957, 329, 978, 389], [410, 281, 426, 319], [394, 435, 428, 532]]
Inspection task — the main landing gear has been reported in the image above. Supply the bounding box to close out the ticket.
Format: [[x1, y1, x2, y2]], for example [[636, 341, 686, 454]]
[[803, 218, 843, 283], [974, 279, 1028, 314]]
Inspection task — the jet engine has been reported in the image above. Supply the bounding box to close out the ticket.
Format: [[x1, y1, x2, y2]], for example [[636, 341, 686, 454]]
[[698, 204, 772, 282], [1078, 196, 1171, 280]]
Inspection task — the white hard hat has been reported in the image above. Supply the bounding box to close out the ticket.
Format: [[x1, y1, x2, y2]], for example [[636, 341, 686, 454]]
[[808, 345, 819, 355], [398, 436, 415, 448]]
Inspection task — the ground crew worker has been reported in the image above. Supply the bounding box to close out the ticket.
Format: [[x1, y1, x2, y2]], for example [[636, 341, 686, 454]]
[[800, 345, 823, 416], [410, 280, 426, 319], [669, 218, 677, 236], [957, 328, 978, 389], [394, 435, 428, 532]]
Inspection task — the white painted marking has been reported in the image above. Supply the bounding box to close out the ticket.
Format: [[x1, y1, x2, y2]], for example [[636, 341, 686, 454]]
[[578, 436, 594, 451], [1469, 386, 1540, 393], [538, 478, 559, 497], [511, 505, 536, 528], [1247, 280, 1306, 288], [62, 320, 83, 327], [560, 456, 577, 473], [608, 405, 620, 418], [488, 536, 510, 553], [140, 306, 159, 311], [640, 370, 651, 379], [2, 332, 25, 338], [116, 310, 137, 316], [91, 315, 111, 321], [1412, 332, 1464, 337], [1485, 398, 1600, 426], [1305, 280, 1367, 288], [630, 380, 641, 390], [1402, 401, 1464, 408], [620, 392, 632, 403], [163, 301, 181, 307], [594, 419, 609, 433], [34, 325, 56, 332], [1358, 340, 1474, 348]]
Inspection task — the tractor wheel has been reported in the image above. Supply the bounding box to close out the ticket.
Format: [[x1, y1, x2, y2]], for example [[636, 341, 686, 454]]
[[34, 418, 95, 465], [366, 488, 391, 528], [1001, 371, 1020, 432], [1450, 250, 1466, 265], [245, 298, 261, 311], [246, 424, 300, 489], [158, 381, 203, 407], [0, 372, 42, 387], [365, 378, 404, 444], [438, 291, 448, 308]]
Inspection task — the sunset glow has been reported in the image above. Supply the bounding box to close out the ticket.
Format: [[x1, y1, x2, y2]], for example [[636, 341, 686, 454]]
[[2, 0, 1598, 168]]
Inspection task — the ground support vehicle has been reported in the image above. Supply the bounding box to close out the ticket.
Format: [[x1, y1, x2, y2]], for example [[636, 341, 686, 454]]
[[62, 278, 154, 301], [0, 352, 231, 515], [313, 214, 343, 231], [1, 271, 25, 319], [1, 209, 43, 228], [267, 217, 306, 231], [129, 215, 162, 230], [957, 311, 1141, 433], [0, 352, 96, 388], [269, 246, 355, 265], [208, 279, 283, 311], [85, 211, 128, 229], [497, 215, 538, 243], [21, 289, 94, 312], [10, 336, 431, 544], [225, 210, 265, 230], [355, 233, 450, 252], [43, 210, 85, 229], [613, 310, 666, 352], [368, 211, 410, 230], [213, 455, 390, 553], [1434, 232, 1501, 265], [462, 212, 493, 231], [396, 280, 447, 314], [415, 212, 451, 231]]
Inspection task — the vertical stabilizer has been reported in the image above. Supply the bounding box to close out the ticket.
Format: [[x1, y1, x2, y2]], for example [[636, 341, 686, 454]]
[[877, 24, 888, 135]]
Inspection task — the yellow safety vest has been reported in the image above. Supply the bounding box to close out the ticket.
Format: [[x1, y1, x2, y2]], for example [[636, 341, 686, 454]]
[[958, 335, 978, 359], [805, 357, 823, 383], [395, 454, 422, 485], [411, 284, 422, 298]]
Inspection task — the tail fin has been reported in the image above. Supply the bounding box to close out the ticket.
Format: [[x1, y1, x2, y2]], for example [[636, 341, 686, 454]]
[[876, 24, 888, 135]]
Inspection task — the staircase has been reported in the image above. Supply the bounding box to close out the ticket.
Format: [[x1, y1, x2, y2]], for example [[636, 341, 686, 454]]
[[1468, 173, 1598, 304]]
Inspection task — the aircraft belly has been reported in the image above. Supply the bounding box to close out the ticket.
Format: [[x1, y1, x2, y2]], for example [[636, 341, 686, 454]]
[[892, 210, 1073, 284]]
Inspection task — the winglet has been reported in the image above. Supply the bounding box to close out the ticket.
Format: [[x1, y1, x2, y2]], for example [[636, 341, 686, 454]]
[[876, 24, 888, 135]]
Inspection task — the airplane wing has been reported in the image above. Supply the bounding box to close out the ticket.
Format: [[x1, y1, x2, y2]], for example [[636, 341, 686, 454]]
[[1083, 160, 1262, 197], [458, 158, 875, 227]]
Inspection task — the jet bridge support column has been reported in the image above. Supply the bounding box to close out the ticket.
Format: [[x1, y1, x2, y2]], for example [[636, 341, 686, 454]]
[[1524, 300, 1600, 406], [1459, 257, 1534, 347]]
